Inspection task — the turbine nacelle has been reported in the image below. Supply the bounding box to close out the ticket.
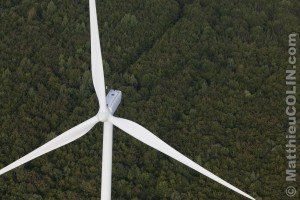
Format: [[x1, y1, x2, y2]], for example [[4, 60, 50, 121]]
[[105, 89, 122, 114], [97, 89, 122, 122]]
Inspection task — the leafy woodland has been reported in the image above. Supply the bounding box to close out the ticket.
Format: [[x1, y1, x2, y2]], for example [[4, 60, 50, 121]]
[[0, 0, 299, 199]]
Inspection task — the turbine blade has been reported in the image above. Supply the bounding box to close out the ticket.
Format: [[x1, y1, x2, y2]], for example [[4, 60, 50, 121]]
[[89, 0, 107, 111], [109, 116, 255, 200], [0, 116, 99, 175]]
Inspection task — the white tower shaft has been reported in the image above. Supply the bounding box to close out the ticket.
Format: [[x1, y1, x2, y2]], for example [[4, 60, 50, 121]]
[[101, 122, 113, 200]]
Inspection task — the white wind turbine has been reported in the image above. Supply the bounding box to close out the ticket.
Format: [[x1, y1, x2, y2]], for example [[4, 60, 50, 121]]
[[0, 1, 255, 199]]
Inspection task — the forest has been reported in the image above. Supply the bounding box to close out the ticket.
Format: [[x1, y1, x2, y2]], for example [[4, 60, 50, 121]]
[[0, 0, 299, 199]]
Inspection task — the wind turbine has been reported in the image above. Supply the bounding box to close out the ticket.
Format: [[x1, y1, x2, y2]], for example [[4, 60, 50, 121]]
[[0, 0, 255, 199]]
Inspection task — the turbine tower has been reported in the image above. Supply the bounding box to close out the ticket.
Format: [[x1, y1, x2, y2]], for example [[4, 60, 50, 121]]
[[0, 1, 255, 199]]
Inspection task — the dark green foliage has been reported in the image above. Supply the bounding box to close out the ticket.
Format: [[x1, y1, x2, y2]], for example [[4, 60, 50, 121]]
[[0, 0, 299, 199]]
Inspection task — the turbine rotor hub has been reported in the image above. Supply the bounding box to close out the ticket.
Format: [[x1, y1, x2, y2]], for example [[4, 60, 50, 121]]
[[97, 111, 110, 122]]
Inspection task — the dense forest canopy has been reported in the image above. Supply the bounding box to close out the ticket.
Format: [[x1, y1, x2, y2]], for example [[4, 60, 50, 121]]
[[0, 0, 299, 199]]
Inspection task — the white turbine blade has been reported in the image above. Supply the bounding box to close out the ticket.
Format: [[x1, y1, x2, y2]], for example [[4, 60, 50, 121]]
[[109, 116, 255, 200], [0, 116, 99, 175], [89, 0, 107, 111]]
